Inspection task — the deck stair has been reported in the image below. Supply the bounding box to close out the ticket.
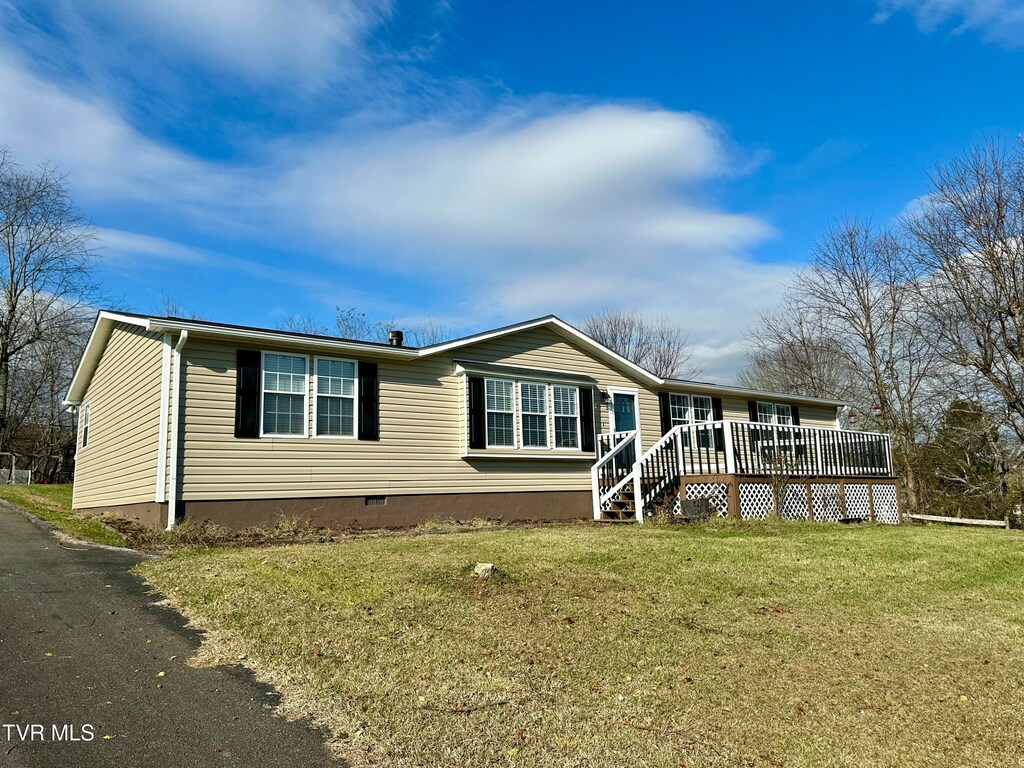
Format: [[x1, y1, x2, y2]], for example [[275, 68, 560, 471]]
[[601, 485, 636, 521]]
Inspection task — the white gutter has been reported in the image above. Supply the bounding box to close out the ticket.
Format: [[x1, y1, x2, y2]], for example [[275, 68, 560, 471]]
[[146, 318, 417, 359], [165, 330, 188, 531]]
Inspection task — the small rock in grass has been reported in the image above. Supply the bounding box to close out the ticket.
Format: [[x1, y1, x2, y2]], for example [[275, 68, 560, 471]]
[[473, 562, 498, 579]]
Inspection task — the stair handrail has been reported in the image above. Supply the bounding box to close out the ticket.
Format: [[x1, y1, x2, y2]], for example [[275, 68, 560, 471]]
[[596, 429, 636, 460], [591, 430, 638, 519], [635, 424, 685, 513]]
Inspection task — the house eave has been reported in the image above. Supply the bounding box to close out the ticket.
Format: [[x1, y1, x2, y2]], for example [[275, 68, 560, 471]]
[[145, 318, 420, 359], [660, 378, 847, 408]]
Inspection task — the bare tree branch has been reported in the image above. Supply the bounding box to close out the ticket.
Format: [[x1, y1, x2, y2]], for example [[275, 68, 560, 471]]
[[580, 310, 702, 378]]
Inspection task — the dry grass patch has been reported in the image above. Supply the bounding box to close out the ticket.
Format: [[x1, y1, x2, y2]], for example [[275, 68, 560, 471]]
[[139, 522, 1024, 767]]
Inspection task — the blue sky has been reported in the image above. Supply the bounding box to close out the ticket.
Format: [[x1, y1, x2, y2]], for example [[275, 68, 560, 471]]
[[1, 0, 1022, 380]]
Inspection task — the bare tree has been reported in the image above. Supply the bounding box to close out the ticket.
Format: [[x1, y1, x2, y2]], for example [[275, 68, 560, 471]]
[[918, 398, 1021, 519], [333, 306, 453, 346], [156, 294, 206, 320], [277, 313, 330, 335], [741, 219, 939, 513], [581, 310, 701, 378], [4, 310, 91, 481], [903, 139, 1024, 443], [0, 150, 97, 454], [738, 306, 859, 401]]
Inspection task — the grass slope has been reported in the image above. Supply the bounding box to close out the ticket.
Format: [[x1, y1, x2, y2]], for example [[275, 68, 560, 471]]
[[140, 522, 1024, 767], [0, 483, 126, 547]]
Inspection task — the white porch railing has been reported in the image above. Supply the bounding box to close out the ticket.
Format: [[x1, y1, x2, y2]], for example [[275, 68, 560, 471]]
[[591, 430, 642, 522], [594, 420, 894, 521]]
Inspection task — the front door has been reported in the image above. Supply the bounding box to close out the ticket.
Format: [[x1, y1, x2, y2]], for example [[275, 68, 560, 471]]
[[612, 392, 638, 472]]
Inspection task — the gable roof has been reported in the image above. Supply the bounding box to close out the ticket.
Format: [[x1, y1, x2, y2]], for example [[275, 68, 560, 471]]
[[417, 315, 664, 386], [65, 310, 847, 408]]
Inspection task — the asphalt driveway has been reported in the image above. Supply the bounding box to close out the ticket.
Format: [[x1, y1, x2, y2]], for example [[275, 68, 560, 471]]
[[0, 502, 339, 767]]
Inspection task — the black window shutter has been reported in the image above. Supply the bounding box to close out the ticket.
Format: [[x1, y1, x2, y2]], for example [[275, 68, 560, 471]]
[[579, 387, 596, 452], [468, 376, 486, 449], [712, 396, 725, 450], [658, 392, 672, 435], [747, 400, 759, 422], [791, 405, 801, 425], [358, 362, 379, 441], [234, 349, 261, 438]]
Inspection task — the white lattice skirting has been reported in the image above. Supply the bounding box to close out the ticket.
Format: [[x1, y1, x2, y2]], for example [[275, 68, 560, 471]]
[[844, 484, 871, 520], [738, 483, 774, 520], [683, 482, 730, 517], [669, 479, 900, 524], [811, 483, 843, 522], [873, 484, 900, 524], [781, 485, 809, 520]]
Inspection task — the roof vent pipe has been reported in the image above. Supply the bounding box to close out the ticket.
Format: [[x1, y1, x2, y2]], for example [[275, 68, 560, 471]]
[[388, 330, 404, 347]]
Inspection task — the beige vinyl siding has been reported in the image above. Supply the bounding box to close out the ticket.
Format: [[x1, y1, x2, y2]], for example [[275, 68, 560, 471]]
[[73, 325, 163, 508], [174, 326, 842, 502], [178, 329, 655, 501], [791, 404, 838, 428], [707, 396, 836, 428], [459, 328, 664, 451]]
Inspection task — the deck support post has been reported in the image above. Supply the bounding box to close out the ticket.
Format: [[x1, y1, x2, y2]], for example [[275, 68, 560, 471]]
[[727, 476, 741, 520]]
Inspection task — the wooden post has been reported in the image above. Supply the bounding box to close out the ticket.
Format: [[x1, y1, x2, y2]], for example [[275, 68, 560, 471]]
[[895, 478, 904, 524], [805, 480, 815, 522], [727, 476, 741, 519], [867, 481, 876, 523], [838, 480, 847, 519]]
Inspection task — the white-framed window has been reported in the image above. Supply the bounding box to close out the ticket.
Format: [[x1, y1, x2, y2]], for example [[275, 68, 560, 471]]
[[80, 402, 91, 449], [474, 377, 590, 453], [520, 382, 549, 448], [757, 401, 793, 425], [485, 378, 515, 447], [552, 385, 580, 449], [314, 357, 357, 438], [261, 352, 308, 437], [692, 395, 713, 423], [669, 393, 690, 427]]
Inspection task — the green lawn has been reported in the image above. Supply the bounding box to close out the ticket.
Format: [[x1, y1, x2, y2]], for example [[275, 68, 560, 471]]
[[140, 522, 1024, 767], [0, 483, 127, 547]]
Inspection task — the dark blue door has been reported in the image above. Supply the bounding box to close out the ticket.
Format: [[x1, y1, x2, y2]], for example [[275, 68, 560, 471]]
[[612, 393, 637, 472]]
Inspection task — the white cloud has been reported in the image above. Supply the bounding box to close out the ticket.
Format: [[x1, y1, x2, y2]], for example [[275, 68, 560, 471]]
[[0, 54, 247, 211], [0, 46, 786, 379], [873, 0, 1024, 47], [278, 105, 771, 259], [22, 0, 394, 88]]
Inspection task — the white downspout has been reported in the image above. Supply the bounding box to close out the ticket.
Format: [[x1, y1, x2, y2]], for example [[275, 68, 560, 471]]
[[155, 333, 171, 504], [165, 330, 188, 531]]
